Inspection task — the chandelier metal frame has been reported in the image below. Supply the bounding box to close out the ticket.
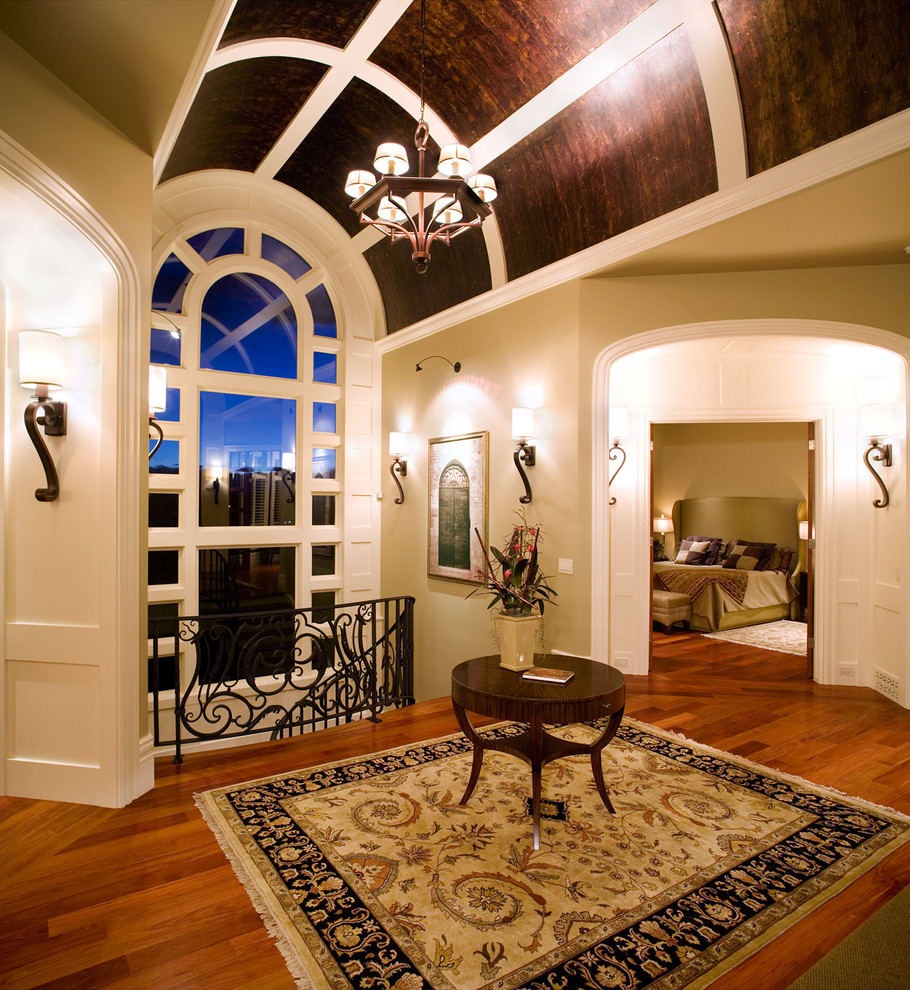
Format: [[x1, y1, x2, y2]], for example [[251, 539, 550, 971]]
[[346, 0, 496, 274]]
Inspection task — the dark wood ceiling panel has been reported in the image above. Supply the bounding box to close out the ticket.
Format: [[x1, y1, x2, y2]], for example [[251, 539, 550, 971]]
[[491, 28, 716, 282], [219, 0, 377, 49], [365, 230, 492, 334], [371, 0, 656, 146], [718, 0, 910, 175], [276, 78, 439, 237], [159, 59, 327, 183]]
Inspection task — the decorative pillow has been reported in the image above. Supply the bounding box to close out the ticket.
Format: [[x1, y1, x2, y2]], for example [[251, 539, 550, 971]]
[[686, 535, 725, 565], [768, 546, 796, 573], [723, 541, 775, 571], [674, 540, 711, 565], [738, 539, 776, 570]]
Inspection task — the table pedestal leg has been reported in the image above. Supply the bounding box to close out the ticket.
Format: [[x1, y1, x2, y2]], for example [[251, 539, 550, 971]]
[[452, 700, 485, 806], [452, 698, 625, 852], [589, 708, 624, 814]]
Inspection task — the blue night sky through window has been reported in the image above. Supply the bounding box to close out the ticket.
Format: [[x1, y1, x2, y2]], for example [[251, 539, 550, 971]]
[[200, 273, 297, 378], [262, 234, 311, 279], [200, 391, 296, 473], [152, 253, 191, 312], [187, 227, 244, 261]]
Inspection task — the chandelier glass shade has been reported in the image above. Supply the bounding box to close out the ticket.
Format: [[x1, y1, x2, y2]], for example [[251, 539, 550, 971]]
[[343, 0, 498, 274]]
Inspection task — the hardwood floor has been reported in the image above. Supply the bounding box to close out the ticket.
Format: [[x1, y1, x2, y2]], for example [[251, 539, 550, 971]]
[[2, 631, 909, 990]]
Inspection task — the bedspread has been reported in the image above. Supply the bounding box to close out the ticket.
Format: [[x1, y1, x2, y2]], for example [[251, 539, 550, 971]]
[[654, 562, 796, 630], [655, 565, 749, 606]]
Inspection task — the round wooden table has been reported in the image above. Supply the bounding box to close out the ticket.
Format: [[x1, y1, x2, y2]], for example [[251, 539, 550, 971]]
[[451, 654, 626, 849]]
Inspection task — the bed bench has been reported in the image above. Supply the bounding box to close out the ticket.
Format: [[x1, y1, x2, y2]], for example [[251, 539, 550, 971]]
[[652, 589, 691, 633]]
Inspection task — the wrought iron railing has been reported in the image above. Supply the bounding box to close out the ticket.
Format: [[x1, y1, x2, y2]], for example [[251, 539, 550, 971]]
[[149, 595, 415, 762]]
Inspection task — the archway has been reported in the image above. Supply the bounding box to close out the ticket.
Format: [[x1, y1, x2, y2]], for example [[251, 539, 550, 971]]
[[592, 320, 909, 706], [0, 132, 145, 804]]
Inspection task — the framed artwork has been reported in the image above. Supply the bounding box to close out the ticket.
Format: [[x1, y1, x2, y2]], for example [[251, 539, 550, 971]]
[[427, 431, 488, 584]]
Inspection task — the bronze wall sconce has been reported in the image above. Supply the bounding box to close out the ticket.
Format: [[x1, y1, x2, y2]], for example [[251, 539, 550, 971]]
[[19, 330, 67, 502]]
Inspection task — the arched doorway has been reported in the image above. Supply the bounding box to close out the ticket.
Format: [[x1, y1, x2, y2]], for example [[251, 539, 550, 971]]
[[592, 321, 909, 706], [0, 133, 145, 804]]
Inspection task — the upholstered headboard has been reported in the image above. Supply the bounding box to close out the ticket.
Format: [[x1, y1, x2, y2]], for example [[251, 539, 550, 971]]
[[670, 496, 807, 574]]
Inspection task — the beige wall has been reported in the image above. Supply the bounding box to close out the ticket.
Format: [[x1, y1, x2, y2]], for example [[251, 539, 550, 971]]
[[382, 264, 910, 701], [381, 282, 585, 702], [0, 32, 152, 267], [652, 422, 809, 542]]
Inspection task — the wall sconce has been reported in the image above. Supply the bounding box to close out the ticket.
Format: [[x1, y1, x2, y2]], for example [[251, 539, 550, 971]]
[[512, 408, 536, 504], [608, 407, 628, 506], [798, 520, 809, 542], [415, 355, 461, 373], [653, 514, 672, 557], [389, 432, 408, 504], [861, 404, 898, 509], [148, 366, 167, 460], [19, 330, 67, 502]]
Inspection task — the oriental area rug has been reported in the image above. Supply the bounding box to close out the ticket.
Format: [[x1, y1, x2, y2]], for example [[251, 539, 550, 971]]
[[196, 719, 909, 990], [701, 620, 807, 655]]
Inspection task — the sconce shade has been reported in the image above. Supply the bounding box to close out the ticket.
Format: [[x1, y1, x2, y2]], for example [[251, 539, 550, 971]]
[[389, 432, 409, 458], [861, 404, 900, 441], [610, 406, 629, 441], [19, 330, 64, 391], [512, 407, 534, 442], [653, 515, 672, 535], [148, 366, 167, 414], [799, 521, 809, 541]]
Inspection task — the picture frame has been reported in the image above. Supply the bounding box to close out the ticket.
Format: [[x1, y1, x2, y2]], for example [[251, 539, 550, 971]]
[[427, 431, 488, 584]]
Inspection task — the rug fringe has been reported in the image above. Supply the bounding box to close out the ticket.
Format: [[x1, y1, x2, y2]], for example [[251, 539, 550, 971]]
[[194, 794, 317, 990]]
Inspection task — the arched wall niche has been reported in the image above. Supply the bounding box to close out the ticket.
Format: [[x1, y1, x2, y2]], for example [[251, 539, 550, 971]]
[[592, 320, 909, 707], [0, 131, 145, 806]]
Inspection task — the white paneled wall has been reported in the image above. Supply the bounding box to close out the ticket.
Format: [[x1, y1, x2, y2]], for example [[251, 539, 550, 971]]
[[2, 187, 141, 805]]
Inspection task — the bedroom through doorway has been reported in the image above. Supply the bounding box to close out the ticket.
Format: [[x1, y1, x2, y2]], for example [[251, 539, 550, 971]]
[[649, 421, 813, 671]]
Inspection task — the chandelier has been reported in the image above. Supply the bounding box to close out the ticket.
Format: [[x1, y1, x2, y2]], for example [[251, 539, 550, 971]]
[[344, 0, 498, 274]]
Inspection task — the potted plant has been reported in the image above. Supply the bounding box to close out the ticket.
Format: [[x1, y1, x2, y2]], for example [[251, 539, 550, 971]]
[[469, 514, 557, 669]]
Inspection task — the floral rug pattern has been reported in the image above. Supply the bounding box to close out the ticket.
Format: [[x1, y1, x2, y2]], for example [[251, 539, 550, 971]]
[[196, 719, 909, 990]]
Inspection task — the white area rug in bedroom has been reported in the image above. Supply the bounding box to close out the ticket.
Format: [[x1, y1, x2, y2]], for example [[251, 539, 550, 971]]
[[702, 620, 807, 655]]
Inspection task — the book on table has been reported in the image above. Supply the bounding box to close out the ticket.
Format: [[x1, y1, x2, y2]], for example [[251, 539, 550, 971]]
[[522, 666, 575, 684]]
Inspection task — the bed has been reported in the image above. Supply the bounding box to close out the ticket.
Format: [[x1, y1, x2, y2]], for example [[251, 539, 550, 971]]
[[653, 496, 806, 632]]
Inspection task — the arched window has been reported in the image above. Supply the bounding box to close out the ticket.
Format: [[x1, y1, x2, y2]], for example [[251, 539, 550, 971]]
[[148, 225, 348, 684]]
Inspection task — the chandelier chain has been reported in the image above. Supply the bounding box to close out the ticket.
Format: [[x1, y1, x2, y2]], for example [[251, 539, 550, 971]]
[[418, 0, 427, 125]]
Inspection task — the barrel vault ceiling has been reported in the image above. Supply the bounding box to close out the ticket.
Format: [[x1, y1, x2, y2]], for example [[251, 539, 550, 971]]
[[2, 0, 908, 335]]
